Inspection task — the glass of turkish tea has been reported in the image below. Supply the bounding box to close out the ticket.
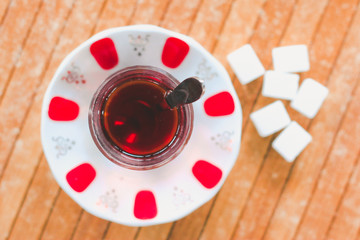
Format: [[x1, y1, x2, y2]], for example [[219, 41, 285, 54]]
[[89, 66, 194, 170]]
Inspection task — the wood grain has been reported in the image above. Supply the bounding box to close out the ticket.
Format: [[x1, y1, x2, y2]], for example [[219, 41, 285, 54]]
[[136, 223, 173, 240], [0, 0, 11, 25], [231, 0, 358, 239], [264, 1, 360, 239], [200, 0, 298, 239], [295, 68, 360, 240], [0, 0, 42, 101], [8, 155, 59, 240], [1, 1, 359, 239], [0, 0, 75, 238], [326, 153, 360, 240], [0, 0, 72, 176], [41, 191, 83, 240]]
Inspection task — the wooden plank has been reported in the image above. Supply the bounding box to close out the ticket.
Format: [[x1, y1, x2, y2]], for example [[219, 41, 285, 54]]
[[0, 0, 11, 25], [212, 0, 266, 75], [197, 0, 303, 239], [0, 0, 106, 238], [0, 0, 74, 176], [294, 73, 360, 239], [103, 224, 138, 240], [94, 0, 139, 33], [188, 0, 233, 51], [71, 212, 109, 240], [8, 156, 59, 240], [0, 0, 42, 99], [0, 0, 40, 166], [130, 0, 171, 25], [263, 2, 360, 239], [325, 154, 360, 240], [0, 0, 82, 239], [166, 201, 213, 240], [40, 191, 83, 240], [232, 0, 297, 126], [231, 0, 358, 237], [136, 223, 173, 240], [160, 0, 201, 34]]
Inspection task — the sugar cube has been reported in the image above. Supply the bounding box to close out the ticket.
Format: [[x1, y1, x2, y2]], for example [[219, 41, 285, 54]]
[[272, 121, 312, 162], [291, 78, 329, 118], [250, 100, 291, 137], [227, 44, 265, 85], [262, 70, 300, 100], [272, 45, 310, 73]]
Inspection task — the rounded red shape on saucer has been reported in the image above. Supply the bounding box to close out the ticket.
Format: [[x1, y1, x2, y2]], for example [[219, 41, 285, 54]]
[[48, 96, 79, 121], [162, 37, 189, 68], [204, 91, 235, 117], [66, 163, 96, 192], [134, 190, 158, 219], [192, 160, 222, 189], [90, 38, 119, 70]]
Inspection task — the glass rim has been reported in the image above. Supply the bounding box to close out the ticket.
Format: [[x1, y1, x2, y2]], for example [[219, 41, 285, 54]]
[[88, 65, 194, 170]]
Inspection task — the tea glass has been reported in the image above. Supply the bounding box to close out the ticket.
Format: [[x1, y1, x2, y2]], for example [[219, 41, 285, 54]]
[[89, 65, 194, 170]]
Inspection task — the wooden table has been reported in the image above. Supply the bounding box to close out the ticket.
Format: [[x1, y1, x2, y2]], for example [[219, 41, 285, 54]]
[[1, 0, 360, 239]]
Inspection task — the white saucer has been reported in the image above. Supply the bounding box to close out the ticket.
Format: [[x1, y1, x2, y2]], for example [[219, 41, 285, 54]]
[[41, 25, 242, 226]]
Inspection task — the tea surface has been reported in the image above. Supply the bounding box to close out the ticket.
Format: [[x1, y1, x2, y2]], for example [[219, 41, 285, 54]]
[[102, 79, 178, 156]]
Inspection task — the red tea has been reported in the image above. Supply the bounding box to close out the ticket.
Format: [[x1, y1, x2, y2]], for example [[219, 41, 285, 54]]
[[101, 79, 179, 156]]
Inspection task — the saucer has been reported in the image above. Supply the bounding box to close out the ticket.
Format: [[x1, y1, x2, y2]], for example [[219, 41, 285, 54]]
[[41, 25, 242, 226]]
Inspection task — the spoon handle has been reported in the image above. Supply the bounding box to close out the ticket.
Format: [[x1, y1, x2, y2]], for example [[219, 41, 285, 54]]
[[165, 77, 205, 109]]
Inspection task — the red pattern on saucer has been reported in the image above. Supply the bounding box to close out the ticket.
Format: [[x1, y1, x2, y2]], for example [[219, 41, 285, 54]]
[[134, 190, 158, 219], [162, 37, 189, 68], [48, 97, 79, 121], [66, 163, 96, 192], [204, 91, 235, 117], [90, 38, 119, 70]]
